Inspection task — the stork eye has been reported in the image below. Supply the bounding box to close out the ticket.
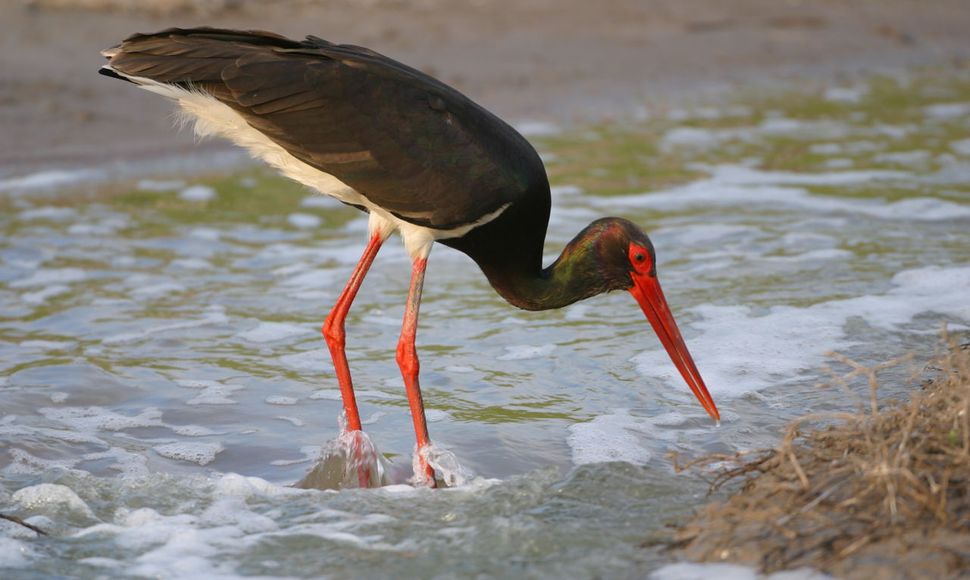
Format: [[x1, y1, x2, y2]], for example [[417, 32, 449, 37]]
[[628, 242, 652, 273]]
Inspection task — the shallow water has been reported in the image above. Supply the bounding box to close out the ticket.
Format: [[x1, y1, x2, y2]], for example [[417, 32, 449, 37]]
[[2, 76, 970, 577]]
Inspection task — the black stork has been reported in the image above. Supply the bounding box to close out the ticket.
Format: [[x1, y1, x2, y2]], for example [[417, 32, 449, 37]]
[[100, 27, 720, 487]]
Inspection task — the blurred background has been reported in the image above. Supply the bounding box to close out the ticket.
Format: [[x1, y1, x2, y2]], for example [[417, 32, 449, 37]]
[[4, 0, 969, 174]]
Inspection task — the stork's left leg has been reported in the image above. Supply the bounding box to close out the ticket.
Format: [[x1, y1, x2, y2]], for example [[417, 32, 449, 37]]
[[397, 256, 437, 487]]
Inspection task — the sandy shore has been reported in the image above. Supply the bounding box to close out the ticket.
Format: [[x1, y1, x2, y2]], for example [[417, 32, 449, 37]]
[[2, 0, 969, 175]]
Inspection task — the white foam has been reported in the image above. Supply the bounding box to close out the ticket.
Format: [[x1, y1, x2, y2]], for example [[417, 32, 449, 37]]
[[20, 340, 71, 350], [822, 158, 853, 169], [651, 563, 832, 580], [21, 284, 71, 305], [153, 442, 224, 466], [760, 248, 854, 263], [279, 350, 326, 373], [12, 483, 96, 519], [514, 120, 560, 137], [175, 379, 223, 389], [0, 537, 33, 567], [651, 563, 759, 580], [68, 221, 123, 236], [924, 102, 970, 119], [0, 418, 105, 448], [18, 206, 78, 221], [593, 165, 970, 221], [568, 409, 653, 465], [287, 213, 322, 229], [237, 321, 311, 343], [102, 512, 238, 578], [0, 169, 100, 192], [10, 268, 86, 288], [265, 396, 298, 406], [951, 138, 970, 156], [137, 179, 185, 191], [178, 185, 216, 202], [361, 411, 386, 426], [269, 445, 320, 467], [102, 309, 228, 345], [654, 223, 759, 244], [129, 281, 186, 298], [82, 447, 152, 478], [415, 443, 471, 488], [3, 447, 77, 475], [824, 85, 866, 103], [189, 227, 222, 241], [170, 258, 212, 270], [564, 303, 591, 320], [77, 557, 123, 569], [661, 127, 720, 149], [444, 365, 475, 373], [185, 383, 244, 406], [810, 140, 883, 155], [424, 409, 451, 423], [301, 195, 341, 208], [661, 119, 851, 152], [550, 185, 583, 197], [171, 425, 222, 437], [38, 406, 165, 432], [497, 344, 556, 360], [281, 269, 341, 290], [214, 472, 303, 499], [873, 150, 932, 165], [634, 265, 970, 396], [276, 415, 306, 427]]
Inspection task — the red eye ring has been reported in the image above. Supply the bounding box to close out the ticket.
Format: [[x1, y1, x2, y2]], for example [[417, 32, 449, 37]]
[[628, 242, 653, 274]]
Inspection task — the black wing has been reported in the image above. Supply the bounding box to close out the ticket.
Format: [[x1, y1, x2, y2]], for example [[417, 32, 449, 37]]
[[103, 27, 548, 230]]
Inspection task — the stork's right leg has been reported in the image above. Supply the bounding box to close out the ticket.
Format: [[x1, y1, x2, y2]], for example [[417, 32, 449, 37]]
[[322, 231, 384, 486]]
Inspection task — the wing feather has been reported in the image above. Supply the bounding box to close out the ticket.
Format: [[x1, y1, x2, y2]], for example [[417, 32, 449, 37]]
[[104, 28, 547, 229]]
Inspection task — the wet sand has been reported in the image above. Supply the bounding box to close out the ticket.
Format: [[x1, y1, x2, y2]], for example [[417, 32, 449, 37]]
[[2, 0, 970, 175]]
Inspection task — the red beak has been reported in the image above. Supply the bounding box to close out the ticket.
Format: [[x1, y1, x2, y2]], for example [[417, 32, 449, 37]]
[[629, 272, 720, 422]]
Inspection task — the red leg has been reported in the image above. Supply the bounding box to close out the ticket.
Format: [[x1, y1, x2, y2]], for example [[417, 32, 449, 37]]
[[322, 233, 383, 486], [396, 257, 437, 487]]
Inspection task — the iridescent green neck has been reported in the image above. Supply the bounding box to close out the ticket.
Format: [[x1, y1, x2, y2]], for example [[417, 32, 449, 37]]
[[479, 219, 624, 311]]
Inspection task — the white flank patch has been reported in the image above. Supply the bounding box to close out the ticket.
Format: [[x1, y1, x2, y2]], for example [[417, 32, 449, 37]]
[[107, 68, 511, 259]]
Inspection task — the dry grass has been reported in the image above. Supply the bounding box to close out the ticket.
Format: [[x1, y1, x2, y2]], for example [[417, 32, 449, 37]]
[[669, 332, 970, 579]]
